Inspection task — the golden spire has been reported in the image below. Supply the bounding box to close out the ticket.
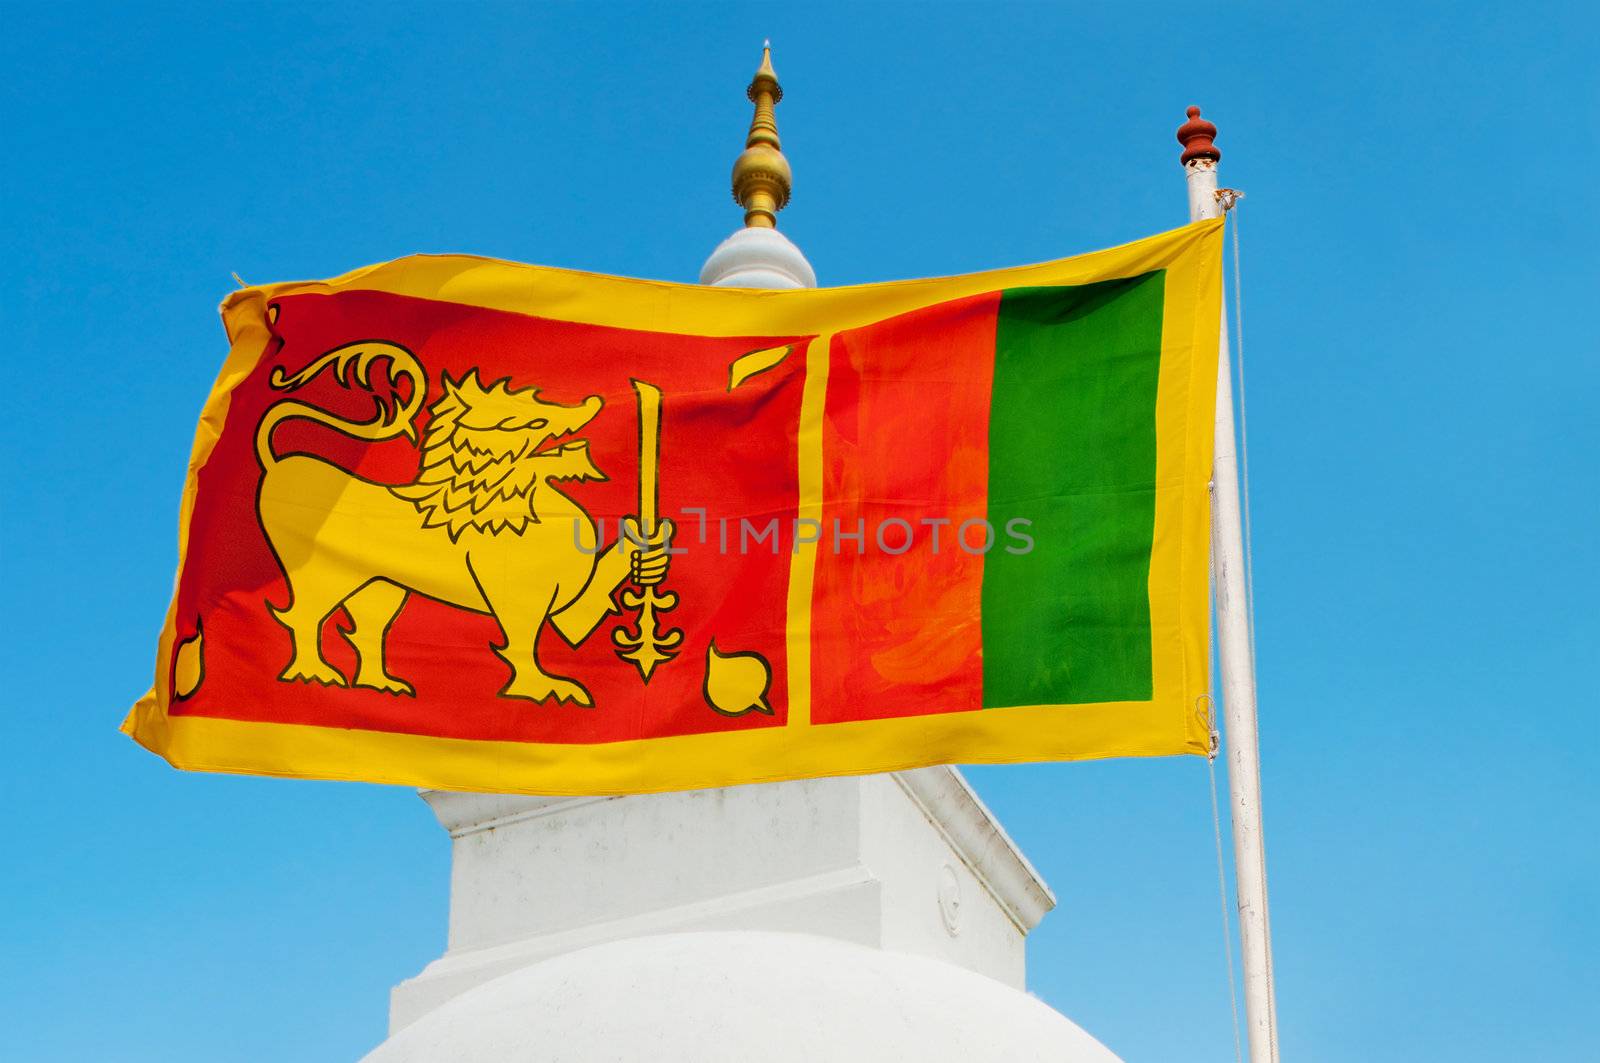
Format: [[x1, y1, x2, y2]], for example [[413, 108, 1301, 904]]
[[731, 41, 792, 229]]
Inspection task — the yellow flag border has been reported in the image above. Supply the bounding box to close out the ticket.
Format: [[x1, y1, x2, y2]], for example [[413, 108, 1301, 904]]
[[122, 219, 1223, 795]]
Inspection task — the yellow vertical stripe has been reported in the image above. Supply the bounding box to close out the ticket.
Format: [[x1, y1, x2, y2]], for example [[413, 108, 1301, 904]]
[[784, 332, 832, 728]]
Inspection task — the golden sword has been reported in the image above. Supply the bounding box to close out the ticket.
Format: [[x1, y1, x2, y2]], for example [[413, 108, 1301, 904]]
[[614, 379, 683, 681]]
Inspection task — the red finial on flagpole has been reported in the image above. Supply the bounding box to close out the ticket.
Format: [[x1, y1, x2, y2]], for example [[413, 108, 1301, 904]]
[[1177, 105, 1220, 164]]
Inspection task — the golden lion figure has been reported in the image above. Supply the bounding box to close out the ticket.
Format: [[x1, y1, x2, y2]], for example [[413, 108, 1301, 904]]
[[254, 341, 671, 706]]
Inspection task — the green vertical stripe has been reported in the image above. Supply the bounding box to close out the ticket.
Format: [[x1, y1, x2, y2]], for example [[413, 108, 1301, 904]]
[[982, 272, 1165, 707]]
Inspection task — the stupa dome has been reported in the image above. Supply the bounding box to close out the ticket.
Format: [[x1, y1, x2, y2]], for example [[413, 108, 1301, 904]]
[[364, 931, 1119, 1062], [699, 225, 816, 288]]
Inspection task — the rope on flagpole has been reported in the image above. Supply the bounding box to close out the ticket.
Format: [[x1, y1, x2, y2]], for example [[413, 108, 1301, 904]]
[[1207, 184, 1252, 1063], [1224, 198, 1258, 661], [1207, 694, 1245, 1063], [1217, 186, 1279, 1060]]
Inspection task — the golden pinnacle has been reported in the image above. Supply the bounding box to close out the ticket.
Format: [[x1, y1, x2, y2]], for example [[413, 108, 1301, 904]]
[[731, 41, 792, 229]]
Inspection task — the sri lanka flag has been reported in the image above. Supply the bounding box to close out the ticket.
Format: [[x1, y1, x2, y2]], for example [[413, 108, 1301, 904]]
[[124, 219, 1224, 794]]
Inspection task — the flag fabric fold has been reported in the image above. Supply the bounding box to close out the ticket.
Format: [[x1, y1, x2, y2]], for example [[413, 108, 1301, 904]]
[[124, 219, 1224, 795]]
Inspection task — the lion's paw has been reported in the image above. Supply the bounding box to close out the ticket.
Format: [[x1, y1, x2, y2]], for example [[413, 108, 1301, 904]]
[[280, 658, 348, 687], [552, 680, 594, 708], [502, 673, 593, 708], [354, 672, 415, 696]]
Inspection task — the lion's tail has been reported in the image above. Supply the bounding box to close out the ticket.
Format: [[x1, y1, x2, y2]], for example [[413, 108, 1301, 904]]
[[255, 341, 428, 472]]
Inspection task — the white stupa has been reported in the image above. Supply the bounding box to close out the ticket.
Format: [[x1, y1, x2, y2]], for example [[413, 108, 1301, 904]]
[[362, 47, 1120, 1063]]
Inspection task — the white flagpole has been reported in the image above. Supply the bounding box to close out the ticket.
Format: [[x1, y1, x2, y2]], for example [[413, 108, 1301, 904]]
[[1178, 106, 1279, 1062]]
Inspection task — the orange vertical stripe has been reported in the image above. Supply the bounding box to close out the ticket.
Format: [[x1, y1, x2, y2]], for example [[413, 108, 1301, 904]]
[[811, 292, 999, 724]]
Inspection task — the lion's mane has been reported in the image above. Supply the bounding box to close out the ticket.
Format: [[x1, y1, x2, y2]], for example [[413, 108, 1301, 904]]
[[391, 374, 604, 540]]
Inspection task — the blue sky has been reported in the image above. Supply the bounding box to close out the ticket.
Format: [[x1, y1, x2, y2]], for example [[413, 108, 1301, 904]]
[[2, 3, 1595, 1060]]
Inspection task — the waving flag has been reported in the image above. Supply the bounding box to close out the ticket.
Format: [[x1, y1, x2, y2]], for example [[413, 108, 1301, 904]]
[[124, 219, 1223, 794]]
